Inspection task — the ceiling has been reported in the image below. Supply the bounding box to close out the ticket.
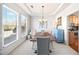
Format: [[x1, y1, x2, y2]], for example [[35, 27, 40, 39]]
[[18, 3, 71, 16], [26, 3, 60, 16]]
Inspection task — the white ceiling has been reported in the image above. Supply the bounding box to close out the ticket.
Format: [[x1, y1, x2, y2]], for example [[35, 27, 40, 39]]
[[18, 3, 71, 16], [26, 3, 60, 16]]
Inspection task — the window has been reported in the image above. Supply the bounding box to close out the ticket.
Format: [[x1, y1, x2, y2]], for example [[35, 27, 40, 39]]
[[2, 5, 18, 47], [39, 19, 48, 32], [21, 15, 27, 36]]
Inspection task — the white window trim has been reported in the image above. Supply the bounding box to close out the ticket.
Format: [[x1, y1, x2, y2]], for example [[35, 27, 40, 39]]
[[2, 5, 19, 48]]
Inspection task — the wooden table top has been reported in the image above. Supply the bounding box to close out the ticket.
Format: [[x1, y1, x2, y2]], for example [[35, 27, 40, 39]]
[[34, 32, 53, 41]]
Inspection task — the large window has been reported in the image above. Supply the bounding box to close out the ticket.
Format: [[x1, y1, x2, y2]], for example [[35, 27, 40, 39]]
[[2, 5, 18, 47], [21, 15, 27, 36]]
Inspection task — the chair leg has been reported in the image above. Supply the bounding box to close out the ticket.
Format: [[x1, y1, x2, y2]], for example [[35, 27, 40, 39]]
[[32, 42, 34, 49], [32, 41, 36, 50]]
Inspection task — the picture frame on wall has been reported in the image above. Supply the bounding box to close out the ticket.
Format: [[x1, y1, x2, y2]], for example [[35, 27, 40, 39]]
[[57, 17, 62, 27]]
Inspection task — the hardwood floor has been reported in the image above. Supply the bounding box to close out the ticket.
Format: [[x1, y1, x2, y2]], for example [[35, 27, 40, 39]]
[[9, 40, 78, 55]]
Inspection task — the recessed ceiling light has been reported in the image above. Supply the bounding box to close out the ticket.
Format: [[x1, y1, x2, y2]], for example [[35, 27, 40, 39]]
[[42, 6, 44, 8], [30, 5, 33, 8]]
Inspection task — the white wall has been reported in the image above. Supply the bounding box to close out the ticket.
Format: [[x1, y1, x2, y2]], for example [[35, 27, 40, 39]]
[[27, 16, 32, 34], [31, 16, 40, 32], [0, 4, 2, 54], [54, 3, 79, 45], [0, 3, 30, 54]]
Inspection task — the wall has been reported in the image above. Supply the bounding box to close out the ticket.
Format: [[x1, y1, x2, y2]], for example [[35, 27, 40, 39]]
[[27, 16, 32, 35], [54, 3, 79, 45], [0, 3, 30, 54], [0, 4, 2, 54]]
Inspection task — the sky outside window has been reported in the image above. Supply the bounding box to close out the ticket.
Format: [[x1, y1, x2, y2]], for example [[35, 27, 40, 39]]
[[3, 5, 17, 25]]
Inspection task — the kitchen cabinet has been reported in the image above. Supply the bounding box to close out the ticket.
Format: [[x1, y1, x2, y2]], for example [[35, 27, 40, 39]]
[[69, 16, 79, 26], [68, 15, 79, 52], [78, 31, 79, 53], [69, 31, 78, 52]]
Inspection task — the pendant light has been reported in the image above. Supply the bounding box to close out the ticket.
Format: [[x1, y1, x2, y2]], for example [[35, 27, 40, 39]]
[[39, 5, 47, 32], [41, 5, 45, 29]]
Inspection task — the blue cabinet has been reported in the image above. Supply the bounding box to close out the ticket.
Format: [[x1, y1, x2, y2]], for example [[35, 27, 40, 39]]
[[54, 29, 64, 43]]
